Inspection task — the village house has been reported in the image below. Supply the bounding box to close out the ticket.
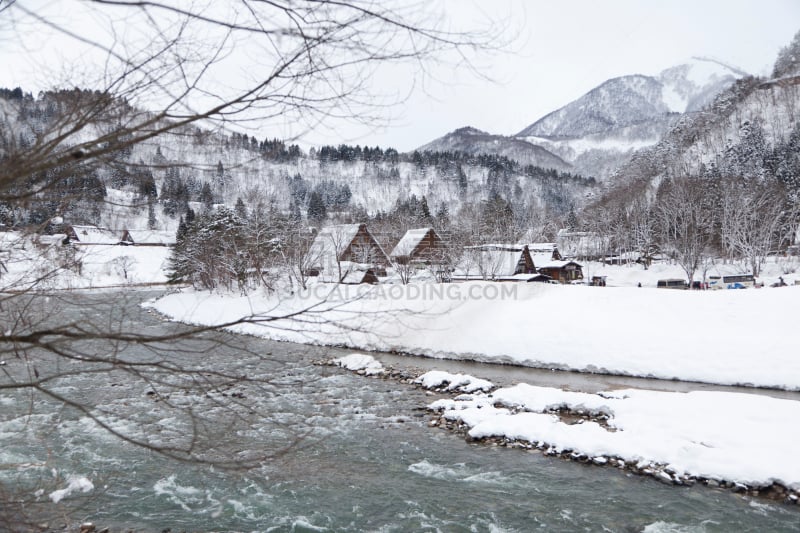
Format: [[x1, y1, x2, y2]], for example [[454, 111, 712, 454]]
[[305, 223, 389, 282], [389, 227, 444, 265], [453, 244, 541, 281], [534, 259, 584, 284], [64, 225, 121, 245]]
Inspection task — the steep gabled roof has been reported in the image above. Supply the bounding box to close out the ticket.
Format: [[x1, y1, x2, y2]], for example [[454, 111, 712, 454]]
[[390, 227, 437, 258]]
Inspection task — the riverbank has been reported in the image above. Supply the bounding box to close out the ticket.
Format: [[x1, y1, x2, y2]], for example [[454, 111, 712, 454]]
[[327, 353, 800, 505], [149, 281, 800, 390]]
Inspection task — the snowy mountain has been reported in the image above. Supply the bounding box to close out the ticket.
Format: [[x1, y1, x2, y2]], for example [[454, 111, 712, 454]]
[[607, 71, 800, 195], [412, 58, 743, 182], [516, 58, 744, 179], [415, 126, 572, 172]]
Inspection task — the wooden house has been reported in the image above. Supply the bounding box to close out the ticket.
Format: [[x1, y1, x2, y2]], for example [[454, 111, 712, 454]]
[[305, 223, 389, 281], [535, 259, 583, 283], [389, 227, 444, 265], [453, 244, 536, 281], [64, 225, 121, 245]]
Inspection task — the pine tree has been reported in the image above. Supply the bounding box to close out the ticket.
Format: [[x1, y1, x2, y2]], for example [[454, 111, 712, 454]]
[[147, 199, 157, 230], [307, 191, 327, 224], [420, 195, 432, 223], [234, 197, 248, 220], [200, 182, 214, 212]]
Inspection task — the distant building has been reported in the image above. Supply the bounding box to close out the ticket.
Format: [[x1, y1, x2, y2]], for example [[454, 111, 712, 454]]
[[453, 244, 536, 281], [535, 259, 584, 283], [305, 223, 389, 281], [64, 225, 121, 245], [389, 227, 444, 265]]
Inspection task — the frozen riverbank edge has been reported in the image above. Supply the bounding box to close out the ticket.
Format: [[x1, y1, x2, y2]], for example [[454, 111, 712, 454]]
[[325, 354, 800, 506]]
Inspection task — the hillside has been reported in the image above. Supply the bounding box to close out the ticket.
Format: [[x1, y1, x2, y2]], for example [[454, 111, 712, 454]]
[[416, 126, 572, 172], [0, 90, 597, 241]]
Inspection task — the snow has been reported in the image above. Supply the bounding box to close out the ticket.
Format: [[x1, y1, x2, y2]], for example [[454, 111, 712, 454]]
[[421, 372, 800, 491], [524, 134, 660, 157], [661, 85, 688, 113], [333, 353, 384, 375], [49, 475, 94, 503], [149, 259, 800, 390], [414, 371, 493, 393], [1, 232, 171, 289]]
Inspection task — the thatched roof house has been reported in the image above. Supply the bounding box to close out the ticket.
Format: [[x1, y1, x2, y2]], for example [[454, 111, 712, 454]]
[[389, 227, 444, 265], [305, 223, 389, 280], [64, 225, 120, 245], [453, 244, 536, 281]]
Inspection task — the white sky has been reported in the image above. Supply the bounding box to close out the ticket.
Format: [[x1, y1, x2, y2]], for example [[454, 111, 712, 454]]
[[368, 0, 800, 151], [1, 0, 799, 152]]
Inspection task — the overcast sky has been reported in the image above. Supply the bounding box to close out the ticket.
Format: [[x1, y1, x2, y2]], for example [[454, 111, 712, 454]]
[[359, 0, 800, 152], [2, 1, 799, 152]]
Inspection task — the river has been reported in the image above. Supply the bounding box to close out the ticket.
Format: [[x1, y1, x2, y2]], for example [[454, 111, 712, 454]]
[[1, 290, 799, 532]]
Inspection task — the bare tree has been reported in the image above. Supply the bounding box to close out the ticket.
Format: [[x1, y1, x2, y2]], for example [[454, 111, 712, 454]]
[[655, 177, 717, 285], [0, 2, 505, 527], [720, 177, 794, 276]]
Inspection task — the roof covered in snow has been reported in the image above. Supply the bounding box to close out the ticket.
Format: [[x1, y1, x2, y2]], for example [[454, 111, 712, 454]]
[[67, 225, 121, 244], [390, 227, 436, 258], [455, 247, 531, 278], [306, 224, 388, 272]]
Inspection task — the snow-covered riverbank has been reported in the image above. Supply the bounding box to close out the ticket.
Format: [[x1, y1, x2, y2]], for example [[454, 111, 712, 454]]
[[332, 354, 800, 503], [150, 280, 800, 390]]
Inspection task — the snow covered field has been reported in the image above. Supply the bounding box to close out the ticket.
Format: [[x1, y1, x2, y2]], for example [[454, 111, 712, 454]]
[[1, 233, 170, 289], [150, 267, 800, 389]]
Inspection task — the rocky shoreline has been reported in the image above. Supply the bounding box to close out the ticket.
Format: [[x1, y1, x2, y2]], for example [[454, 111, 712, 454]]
[[321, 356, 800, 507]]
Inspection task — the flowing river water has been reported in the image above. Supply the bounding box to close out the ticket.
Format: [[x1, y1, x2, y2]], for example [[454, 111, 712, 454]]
[[1, 290, 799, 532]]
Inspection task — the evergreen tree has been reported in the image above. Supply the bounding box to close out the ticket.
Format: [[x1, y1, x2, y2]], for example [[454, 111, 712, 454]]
[[200, 182, 214, 212], [420, 195, 432, 222], [147, 199, 157, 230], [307, 191, 327, 224], [234, 197, 248, 220]]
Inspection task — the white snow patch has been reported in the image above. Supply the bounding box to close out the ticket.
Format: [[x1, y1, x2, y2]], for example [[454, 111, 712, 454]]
[[49, 475, 94, 503], [433, 381, 800, 491], [333, 353, 384, 375], [415, 371, 494, 393]]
